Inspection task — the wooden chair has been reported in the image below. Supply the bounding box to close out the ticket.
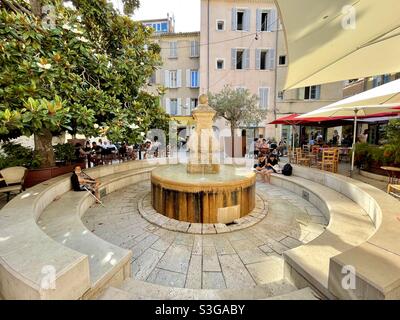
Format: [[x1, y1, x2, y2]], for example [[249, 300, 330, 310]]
[[388, 184, 400, 199], [308, 145, 320, 167], [296, 148, 311, 167], [318, 150, 336, 173], [0, 167, 27, 202]]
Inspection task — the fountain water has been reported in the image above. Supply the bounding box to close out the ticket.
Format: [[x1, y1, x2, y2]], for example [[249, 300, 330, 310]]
[[151, 95, 256, 224]]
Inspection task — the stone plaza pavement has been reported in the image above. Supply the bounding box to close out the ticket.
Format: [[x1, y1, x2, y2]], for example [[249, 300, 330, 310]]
[[83, 180, 328, 290]]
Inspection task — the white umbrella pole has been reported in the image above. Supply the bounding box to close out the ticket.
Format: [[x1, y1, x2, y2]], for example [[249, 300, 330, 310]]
[[351, 110, 359, 175]]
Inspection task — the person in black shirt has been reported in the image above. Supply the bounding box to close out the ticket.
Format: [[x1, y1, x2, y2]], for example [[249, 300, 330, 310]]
[[260, 154, 280, 184], [71, 165, 101, 202]]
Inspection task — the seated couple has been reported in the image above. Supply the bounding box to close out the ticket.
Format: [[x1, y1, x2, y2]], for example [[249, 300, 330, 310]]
[[71, 165, 101, 203], [254, 154, 280, 184]]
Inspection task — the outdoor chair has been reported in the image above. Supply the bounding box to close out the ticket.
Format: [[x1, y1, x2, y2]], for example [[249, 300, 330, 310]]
[[0, 166, 27, 202], [296, 148, 311, 167], [318, 150, 336, 173], [388, 184, 400, 199]]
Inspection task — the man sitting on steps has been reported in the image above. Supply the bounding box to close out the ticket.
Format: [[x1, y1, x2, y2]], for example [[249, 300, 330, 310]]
[[71, 165, 101, 203]]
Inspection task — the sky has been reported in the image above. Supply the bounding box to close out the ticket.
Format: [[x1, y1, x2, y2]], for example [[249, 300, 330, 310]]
[[111, 0, 201, 32]]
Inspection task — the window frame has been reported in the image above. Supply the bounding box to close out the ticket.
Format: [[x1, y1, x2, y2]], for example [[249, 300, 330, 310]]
[[190, 70, 199, 88], [216, 19, 225, 31], [278, 55, 287, 66], [169, 99, 178, 115], [169, 41, 178, 59], [236, 49, 244, 70], [169, 70, 178, 88], [216, 58, 225, 70]]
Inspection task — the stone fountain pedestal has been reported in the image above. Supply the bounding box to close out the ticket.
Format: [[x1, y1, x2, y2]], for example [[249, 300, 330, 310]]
[[151, 95, 256, 224]]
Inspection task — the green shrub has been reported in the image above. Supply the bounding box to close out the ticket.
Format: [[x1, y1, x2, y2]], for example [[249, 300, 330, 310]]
[[53, 144, 77, 164], [0, 143, 42, 170]]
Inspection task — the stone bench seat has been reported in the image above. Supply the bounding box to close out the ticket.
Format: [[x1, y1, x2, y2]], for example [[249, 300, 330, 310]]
[[36, 167, 156, 298], [0, 159, 164, 299], [270, 173, 375, 298]]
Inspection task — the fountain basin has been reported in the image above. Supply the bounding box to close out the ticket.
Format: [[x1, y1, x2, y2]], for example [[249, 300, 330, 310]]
[[151, 164, 256, 223]]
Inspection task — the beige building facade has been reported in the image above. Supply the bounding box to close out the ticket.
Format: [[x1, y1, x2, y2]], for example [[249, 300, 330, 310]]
[[200, 0, 278, 138], [148, 32, 201, 128]]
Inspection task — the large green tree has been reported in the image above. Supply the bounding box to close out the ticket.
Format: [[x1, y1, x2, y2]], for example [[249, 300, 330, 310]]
[[0, 0, 169, 167], [208, 85, 267, 157]]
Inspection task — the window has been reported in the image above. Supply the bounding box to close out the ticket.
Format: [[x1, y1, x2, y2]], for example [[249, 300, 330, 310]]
[[232, 49, 249, 70], [256, 9, 277, 32], [279, 55, 286, 65], [169, 70, 177, 88], [259, 88, 269, 109], [170, 99, 178, 115], [190, 41, 200, 57], [256, 49, 275, 70], [301, 85, 321, 100], [190, 98, 198, 112], [261, 12, 268, 31], [216, 20, 225, 31], [216, 59, 224, 70], [169, 41, 177, 58], [161, 22, 168, 32], [372, 76, 383, 88], [232, 9, 250, 31], [237, 11, 244, 30], [149, 72, 156, 85], [260, 51, 267, 70], [190, 70, 199, 88]]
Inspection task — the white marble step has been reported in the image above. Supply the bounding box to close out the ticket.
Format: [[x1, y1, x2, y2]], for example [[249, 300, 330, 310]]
[[97, 278, 301, 300]]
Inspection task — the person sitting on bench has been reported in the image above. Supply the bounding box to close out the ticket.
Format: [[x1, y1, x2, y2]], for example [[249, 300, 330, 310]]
[[71, 165, 101, 202]]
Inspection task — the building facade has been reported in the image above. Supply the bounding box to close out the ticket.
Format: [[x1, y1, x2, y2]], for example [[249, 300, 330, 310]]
[[200, 0, 278, 138]]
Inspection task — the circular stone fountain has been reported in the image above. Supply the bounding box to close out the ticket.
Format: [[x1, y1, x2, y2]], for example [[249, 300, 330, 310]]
[[151, 95, 256, 224]]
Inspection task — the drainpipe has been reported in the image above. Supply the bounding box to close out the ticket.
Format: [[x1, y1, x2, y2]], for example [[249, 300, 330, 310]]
[[273, 15, 279, 139], [207, 0, 210, 92]]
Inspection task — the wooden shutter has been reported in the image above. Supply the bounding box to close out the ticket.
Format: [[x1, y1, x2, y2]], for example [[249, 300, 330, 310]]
[[231, 49, 237, 69], [256, 9, 261, 32], [255, 49, 261, 70], [177, 69, 182, 87], [244, 9, 251, 32], [165, 98, 170, 114], [244, 49, 250, 69], [267, 49, 276, 70], [186, 69, 191, 87], [231, 8, 237, 31], [177, 98, 182, 115], [268, 9, 278, 31], [186, 98, 191, 115], [316, 85, 321, 100], [164, 70, 170, 88], [298, 88, 305, 100]]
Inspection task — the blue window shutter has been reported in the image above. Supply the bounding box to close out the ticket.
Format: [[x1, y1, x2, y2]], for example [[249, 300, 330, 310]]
[[267, 49, 276, 70], [256, 9, 261, 32], [231, 8, 237, 31], [316, 85, 321, 100], [244, 9, 251, 32], [196, 71, 200, 88], [255, 49, 261, 70], [231, 49, 237, 69], [244, 49, 250, 69]]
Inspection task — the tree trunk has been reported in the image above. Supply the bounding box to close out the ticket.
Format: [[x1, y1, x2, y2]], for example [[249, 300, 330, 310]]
[[34, 129, 55, 168], [29, 0, 42, 17], [231, 126, 235, 159]]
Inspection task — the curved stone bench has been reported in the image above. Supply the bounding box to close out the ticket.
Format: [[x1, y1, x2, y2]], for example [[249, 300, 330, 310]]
[[0, 158, 168, 300], [271, 165, 400, 300]]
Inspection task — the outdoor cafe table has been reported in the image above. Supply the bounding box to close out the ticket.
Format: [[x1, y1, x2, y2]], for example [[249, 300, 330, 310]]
[[381, 166, 400, 185]]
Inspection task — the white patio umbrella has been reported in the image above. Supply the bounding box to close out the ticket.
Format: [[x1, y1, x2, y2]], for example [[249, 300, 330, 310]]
[[298, 105, 400, 173], [275, 0, 400, 90]]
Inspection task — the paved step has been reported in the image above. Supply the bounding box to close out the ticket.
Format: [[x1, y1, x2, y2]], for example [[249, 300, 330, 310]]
[[264, 287, 320, 300], [98, 278, 299, 300]]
